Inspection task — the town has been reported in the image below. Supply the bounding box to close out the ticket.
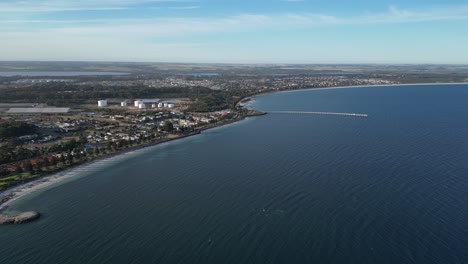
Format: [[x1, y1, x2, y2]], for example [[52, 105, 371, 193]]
[[1, 62, 468, 194], [0, 96, 260, 194]]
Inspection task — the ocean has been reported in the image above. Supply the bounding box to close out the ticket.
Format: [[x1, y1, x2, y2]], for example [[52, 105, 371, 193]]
[[1, 84, 467, 264]]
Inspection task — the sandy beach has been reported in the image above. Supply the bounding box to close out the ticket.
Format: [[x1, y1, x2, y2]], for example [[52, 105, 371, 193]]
[[0, 148, 145, 212], [0, 118, 251, 212]]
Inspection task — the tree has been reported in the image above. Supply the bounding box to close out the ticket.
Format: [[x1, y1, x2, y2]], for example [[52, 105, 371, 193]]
[[51, 156, 58, 166], [106, 142, 113, 151], [35, 160, 44, 170], [0, 169, 9, 177], [43, 158, 50, 168], [0, 121, 37, 138], [78, 133, 88, 145], [67, 153, 73, 164], [162, 121, 174, 132], [25, 161, 33, 172]]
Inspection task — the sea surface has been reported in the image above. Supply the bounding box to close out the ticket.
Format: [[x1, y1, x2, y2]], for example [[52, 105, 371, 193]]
[[1, 84, 468, 264], [180, 73, 219, 77], [0, 71, 128, 77]]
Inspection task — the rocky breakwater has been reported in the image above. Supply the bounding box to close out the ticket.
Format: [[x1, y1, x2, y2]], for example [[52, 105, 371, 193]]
[[0, 211, 41, 225]]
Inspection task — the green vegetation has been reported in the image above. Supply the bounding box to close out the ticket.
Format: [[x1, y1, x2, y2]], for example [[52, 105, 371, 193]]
[[188, 93, 231, 112], [162, 121, 174, 132], [0, 121, 37, 138], [0, 83, 215, 106]]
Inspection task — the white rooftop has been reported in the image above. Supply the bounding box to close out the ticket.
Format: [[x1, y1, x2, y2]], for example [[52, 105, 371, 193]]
[[6, 108, 71, 114]]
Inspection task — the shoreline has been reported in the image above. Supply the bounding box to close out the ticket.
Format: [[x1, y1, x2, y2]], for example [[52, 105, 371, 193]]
[[0, 116, 253, 213], [277, 82, 468, 93], [245, 82, 468, 102], [1, 82, 466, 213]]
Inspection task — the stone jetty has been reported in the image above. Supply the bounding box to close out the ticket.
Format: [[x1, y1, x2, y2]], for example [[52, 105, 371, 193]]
[[0, 211, 40, 225]]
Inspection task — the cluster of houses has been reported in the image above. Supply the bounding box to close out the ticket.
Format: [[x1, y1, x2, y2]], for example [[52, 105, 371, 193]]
[[17, 134, 55, 144], [48, 118, 106, 133], [0, 108, 234, 178]]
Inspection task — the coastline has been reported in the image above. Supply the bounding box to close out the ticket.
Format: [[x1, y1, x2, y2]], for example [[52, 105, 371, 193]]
[[0, 115, 255, 213], [277, 82, 468, 93], [1, 82, 466, 213], [245, 82, 468, 102], [0, 148, 148, 213]]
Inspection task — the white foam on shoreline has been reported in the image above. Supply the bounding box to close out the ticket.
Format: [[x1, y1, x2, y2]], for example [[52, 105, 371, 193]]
[[0, 132, 215, 212], [0, 147, 153, 212], [2, 82, 466, 212]]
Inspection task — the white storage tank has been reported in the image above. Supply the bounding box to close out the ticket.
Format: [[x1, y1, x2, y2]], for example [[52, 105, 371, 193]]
[[138, 103, 146, 109], [98, 100, 108, 107], [134, 100, 142, 107], [121, 101, 128, 107], [157, 103, 163, 108], [167, 103, 175, 108]]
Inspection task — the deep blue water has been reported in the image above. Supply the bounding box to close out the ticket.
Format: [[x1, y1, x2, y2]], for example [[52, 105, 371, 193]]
[[1, 84, 468, 264], [0, 71, 128, 77]]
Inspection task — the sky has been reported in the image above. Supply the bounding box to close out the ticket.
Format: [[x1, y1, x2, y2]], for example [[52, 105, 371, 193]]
[[1, 0, 468, 64]]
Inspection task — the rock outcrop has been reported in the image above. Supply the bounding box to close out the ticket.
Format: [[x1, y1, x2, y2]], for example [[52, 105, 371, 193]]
[[0, 211, 41, 225]]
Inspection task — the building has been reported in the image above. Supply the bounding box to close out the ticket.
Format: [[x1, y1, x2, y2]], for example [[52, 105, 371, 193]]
[[5, 107, 71, 114], [98, 100, 108, 107], [134, 100, 142, 107], [134, 99, 160, 107], [140, 99, 159, 104]]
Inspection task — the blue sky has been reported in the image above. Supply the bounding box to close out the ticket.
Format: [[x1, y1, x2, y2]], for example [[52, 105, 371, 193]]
[[1, 0, 468, 64]]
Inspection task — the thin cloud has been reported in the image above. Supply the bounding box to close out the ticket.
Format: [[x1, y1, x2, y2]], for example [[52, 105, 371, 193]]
[[168, 6, 200, 10], [359, 5, 468, 24], [1, 4, 466, 24], [0, 0, 195, 12], [1, 3, 467, 63], [1, 4, 468, 37]]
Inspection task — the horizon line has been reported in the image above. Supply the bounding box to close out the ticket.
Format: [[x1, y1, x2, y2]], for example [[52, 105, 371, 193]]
[[0, 60, 467, 66]]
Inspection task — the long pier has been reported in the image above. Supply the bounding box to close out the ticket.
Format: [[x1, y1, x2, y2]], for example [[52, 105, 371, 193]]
[[268, 111, 368, 117]]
